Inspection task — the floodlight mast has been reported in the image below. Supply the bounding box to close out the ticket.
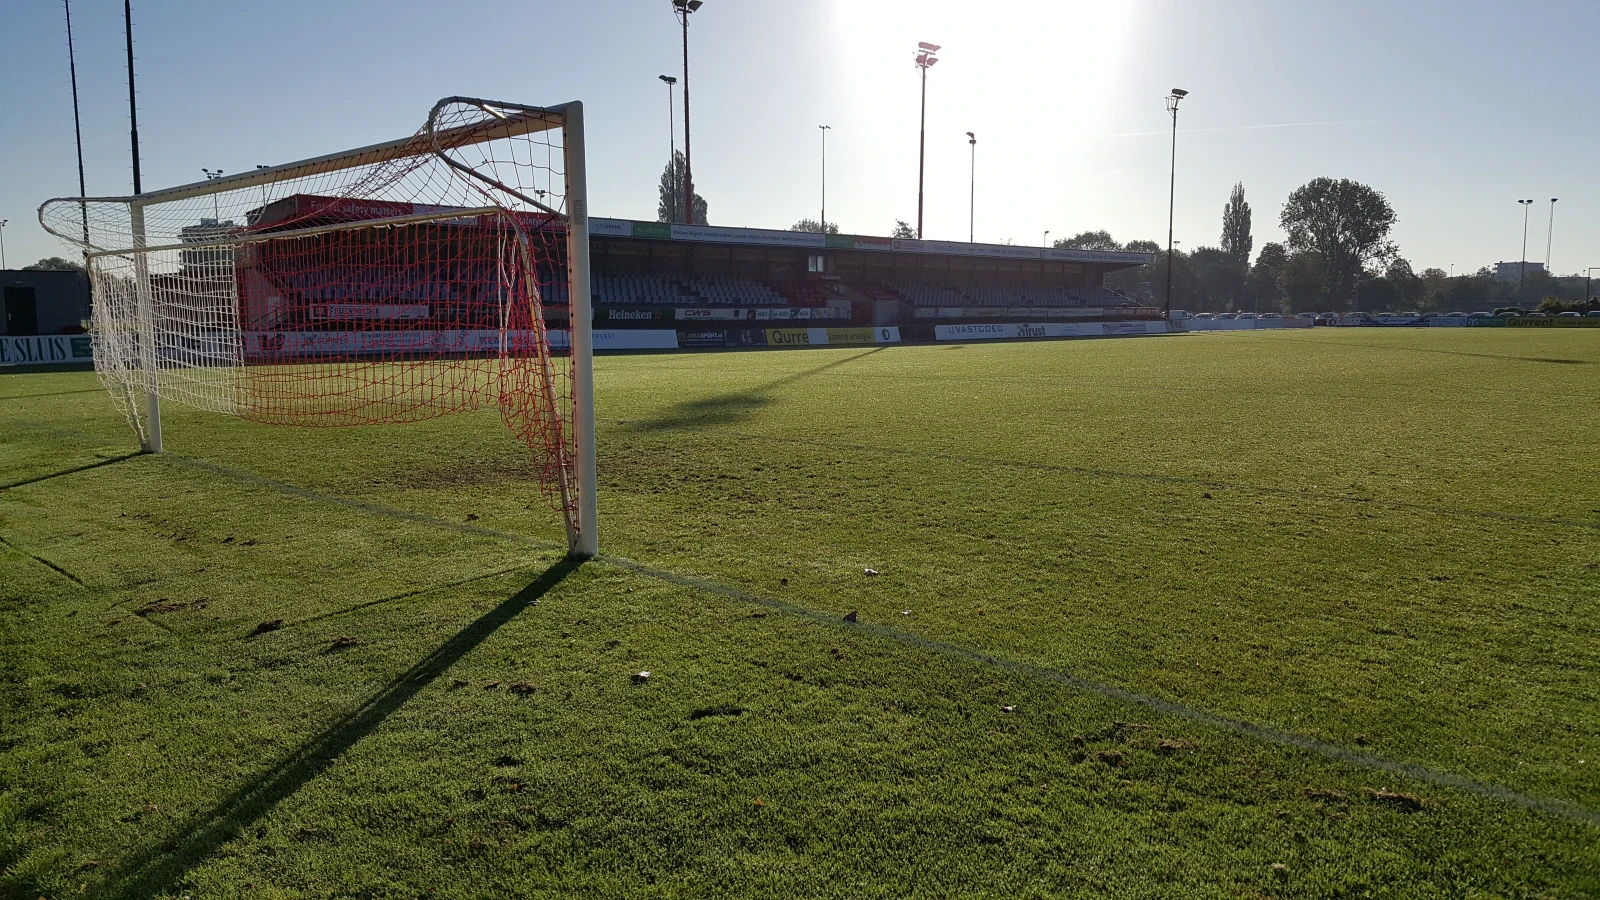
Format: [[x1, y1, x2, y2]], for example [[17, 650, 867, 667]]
[[914, 42, 939, 240], [966, 131, 976, 243], [1164, 88, 1188, 320], [1518, 199, 1534, 286], [672, 0, 703, 225], [659, 75, 678, 218]]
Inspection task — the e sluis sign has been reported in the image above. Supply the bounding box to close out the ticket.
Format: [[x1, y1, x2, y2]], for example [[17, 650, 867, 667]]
[[0, 335, 94, 366]]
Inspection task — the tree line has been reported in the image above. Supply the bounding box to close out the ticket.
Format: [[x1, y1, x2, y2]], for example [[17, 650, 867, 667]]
[[1058, 178, 1591, 313]]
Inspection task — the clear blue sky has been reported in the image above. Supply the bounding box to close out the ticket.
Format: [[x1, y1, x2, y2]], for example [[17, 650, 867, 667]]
[[2, 0, 1596, 275]]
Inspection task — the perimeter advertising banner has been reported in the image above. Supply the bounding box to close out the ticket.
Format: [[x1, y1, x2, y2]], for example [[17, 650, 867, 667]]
[[0, 335, 94, 366], [599, 308, 670, 323], [1505, 316, 1600, 327], [934, 322, 1169, 341], [243, 329, 679, 356]]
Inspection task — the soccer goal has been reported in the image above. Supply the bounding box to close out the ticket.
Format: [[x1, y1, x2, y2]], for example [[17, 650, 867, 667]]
[[38, 97, 598, 557]]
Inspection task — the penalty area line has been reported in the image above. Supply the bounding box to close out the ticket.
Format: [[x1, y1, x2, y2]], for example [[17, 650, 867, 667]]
[[145, 451, 1600, 831]]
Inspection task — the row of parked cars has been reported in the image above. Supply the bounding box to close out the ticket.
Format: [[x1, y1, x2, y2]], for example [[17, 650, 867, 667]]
[[1174, 310, 1599, 326]]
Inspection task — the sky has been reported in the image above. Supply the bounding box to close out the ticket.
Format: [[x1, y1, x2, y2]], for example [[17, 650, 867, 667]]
[[1, 0, 1596, 276]]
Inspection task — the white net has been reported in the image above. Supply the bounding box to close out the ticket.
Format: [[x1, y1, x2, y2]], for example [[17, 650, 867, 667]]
[[39, 97, 584, 533]]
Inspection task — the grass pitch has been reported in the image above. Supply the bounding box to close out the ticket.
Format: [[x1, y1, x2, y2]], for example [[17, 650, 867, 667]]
[[2, 328, 1597, 898]]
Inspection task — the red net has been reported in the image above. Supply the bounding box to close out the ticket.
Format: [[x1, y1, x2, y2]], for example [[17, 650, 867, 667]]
[[40, 97, 580, 528]]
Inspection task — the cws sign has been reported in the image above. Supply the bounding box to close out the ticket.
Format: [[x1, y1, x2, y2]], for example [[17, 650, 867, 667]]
[[0, 335, 93, 366], [765, 327, 900, 346]]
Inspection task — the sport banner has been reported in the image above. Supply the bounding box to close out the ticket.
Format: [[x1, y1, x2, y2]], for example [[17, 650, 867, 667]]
[[0, 334, 94, 366], [599, 308, 670, 323], [765, 327, 901, 346], [1505, 316, 1600, 327], [676, 329, 729, 348], [244, 329, 679, 356]]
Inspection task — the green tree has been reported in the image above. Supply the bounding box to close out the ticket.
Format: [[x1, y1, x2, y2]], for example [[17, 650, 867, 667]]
[[1279, 177, 1397, 302], [1188, 246, 1246, 311], [790, 218, 839, 234], [1054, 230, 1120, 251], [890, 220, 916, 239], [1220, 182, 1252, 267], [1123, 239, 1161, 254], [1280, 251, 1327, 310], [22, 256, 84, 272], [657, 151, 708, 225], [1384, 258, 1425, 309], [1248, 242, 1289, 311]]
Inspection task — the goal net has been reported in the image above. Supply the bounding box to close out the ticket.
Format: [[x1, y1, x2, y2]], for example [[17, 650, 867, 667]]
[[39, 96, 598, 556]]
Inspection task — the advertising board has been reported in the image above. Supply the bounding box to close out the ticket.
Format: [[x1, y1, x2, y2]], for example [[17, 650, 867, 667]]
[[0, 334, 94, 366]]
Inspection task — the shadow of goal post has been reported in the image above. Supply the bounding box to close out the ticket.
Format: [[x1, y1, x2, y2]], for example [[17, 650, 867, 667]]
[[38, 97, 599, 558]]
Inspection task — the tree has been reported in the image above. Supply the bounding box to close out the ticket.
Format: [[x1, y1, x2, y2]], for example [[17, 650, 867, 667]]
[[1384, 258, 1424, 309], [1279, 177, 1397, 303], [789, 218, 839, 234], [1188, 246, 1246, 311], [890, 220, 916, 239], [1123, 239, 1161, 254], [656, 150, 708, 225], [1248, 242, 1289, 311], [1220, 182, 1252, 267], [23, 256, 83, 272], [1054, 230, 1120, 251], [1280, 251, 1327, 310]]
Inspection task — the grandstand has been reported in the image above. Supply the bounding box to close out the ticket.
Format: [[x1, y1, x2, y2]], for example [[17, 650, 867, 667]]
[[163, 197, 1156, 350]]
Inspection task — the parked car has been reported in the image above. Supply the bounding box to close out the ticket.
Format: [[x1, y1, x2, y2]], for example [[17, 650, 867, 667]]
[[1194, 312, 1215, 319], [1313, 313, 1340, 326], [1526, 312, 1547, 318], [1340, 312, 1375, 326], [1259, 312, 1282, 320], [1294, 312, 1316, 320], [1557, 311, 1581, 318], [1587, 310, 1600, 318], [1169, 309, 1193, 320], [1237, 313, 1258, 320], [1216, 313, 1238, 320], [1444, 311, 1469, 317]]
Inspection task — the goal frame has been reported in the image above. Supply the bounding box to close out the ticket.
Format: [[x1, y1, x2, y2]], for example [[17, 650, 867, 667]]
[[39, 98, 599, 558]]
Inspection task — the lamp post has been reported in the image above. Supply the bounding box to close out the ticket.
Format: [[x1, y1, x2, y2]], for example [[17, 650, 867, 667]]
[[1586, 267, 1598, 305], [1517, 199, 1533, 286], [819, 124, 831, 233], [913, 42, 939, 240], [65, 0, 90, 249], [671, 0, 703, 226], [201, 168, 224, 221], [0, 220, 9, 270], [1043, 230, 1050, 248], [966, 131, 976, 243], [1164, 88, 1188, 320], [125, 0, 141, 195], [659, 75, 678, 220], [1545, 197, 1558, 270]]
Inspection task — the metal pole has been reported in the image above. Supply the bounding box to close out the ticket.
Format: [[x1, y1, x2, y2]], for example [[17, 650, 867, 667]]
[[565, 102, 598, 558], [1545, 198, 1557, 270], [819, 124, 830, 233], [125, 0, 141, 195], [680, 11, 693, 226], [130, 202, 161, 453], [917, 65, 926, 240], [66, 0, 90, 249], [667, 84, 676, 221], [1519, 200, 1531, 286], [968, 132, 975, 243], [1166, 100, 1179, 319], [0, 221, 8, 269]]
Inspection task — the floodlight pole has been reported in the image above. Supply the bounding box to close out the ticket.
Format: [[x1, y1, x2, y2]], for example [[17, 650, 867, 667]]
[[1545, 198, 1557, 270], [819, 124, 831, 233], [1586, 267, 1598, 304], [673, 0, 701, 226], [0, 220, 8, 270], [659, 75, 677, 221], [125, 0, 141, 195], [66, 0, 90, 249], [1518, 199, 1533, 287], [913, 42, 939, 240], [967, 131, 976, 243], [1165, 88, 1187, 320]]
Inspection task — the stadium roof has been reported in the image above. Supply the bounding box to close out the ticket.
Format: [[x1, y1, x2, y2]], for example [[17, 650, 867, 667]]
[[591, 218, 1155, 266]]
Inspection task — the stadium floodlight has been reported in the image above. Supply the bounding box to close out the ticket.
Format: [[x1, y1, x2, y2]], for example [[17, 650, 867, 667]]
[[659, 75, 679, 215], [39, 95, 600, 558], [201, 168, 224, 220], [0, 219, 8, 269], [913, 41, 940, 240], [819, 124, 832, 235], [1164, 88, 1188, 320], [672, 0, 704, 225], [966, 132, 976, 243], [1545, 198, 1557, 270], [1518, 199, 1534, 285]]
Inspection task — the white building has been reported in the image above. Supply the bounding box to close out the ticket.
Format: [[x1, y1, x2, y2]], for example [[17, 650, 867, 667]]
[[1493, 261, 1546, 282]]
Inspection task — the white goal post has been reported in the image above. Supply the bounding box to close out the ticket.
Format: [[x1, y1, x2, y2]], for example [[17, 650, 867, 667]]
[[40, 97, 599, 558]]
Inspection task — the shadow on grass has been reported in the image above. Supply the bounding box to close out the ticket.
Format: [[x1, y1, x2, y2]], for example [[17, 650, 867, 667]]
[[1273, 336, 1592, 366], [0, 452, 142, 491], [94, 556, 582, 900], [630, 347, 885, 431], [0, 387, 108, 402]]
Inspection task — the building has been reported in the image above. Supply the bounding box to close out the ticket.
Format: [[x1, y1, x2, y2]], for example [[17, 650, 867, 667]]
[[1494, 261, 1546, 282], [1, 268, 91, 335]]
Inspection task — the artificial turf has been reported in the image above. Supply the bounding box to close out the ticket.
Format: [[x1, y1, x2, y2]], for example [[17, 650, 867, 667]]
[[1, 328, 1597, 898]]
